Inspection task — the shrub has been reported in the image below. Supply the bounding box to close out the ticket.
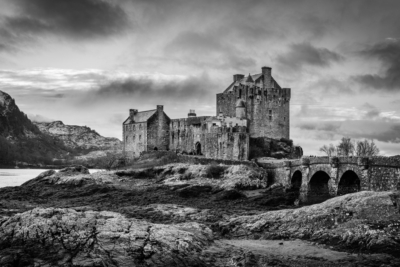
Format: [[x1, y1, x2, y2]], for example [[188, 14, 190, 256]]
[[280, 138, 293, 146]]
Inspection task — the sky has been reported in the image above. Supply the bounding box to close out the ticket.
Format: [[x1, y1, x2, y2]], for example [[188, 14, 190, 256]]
[[0, 0, 400, 156]]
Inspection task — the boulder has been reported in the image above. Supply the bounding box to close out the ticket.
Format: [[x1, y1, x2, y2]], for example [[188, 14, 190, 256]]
[[0, 208, 213, 266], [218, 191, 400, 255], [22, 167, 117, 187]]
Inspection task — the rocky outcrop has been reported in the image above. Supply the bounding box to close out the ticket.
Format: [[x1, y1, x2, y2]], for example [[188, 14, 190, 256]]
[[0, 208, 213, 266], [21, 165, 118, 187], [117, 163, 269, 191], [1, 164, 400, 266], [34, 120, 121, 150], [218, 191, 400, 255], [0, 90, 41, 139]]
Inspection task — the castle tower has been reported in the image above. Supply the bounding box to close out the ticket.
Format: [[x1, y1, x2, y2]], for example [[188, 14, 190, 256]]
[[188, 109, 196, 117], [216, 65, 290, 139]]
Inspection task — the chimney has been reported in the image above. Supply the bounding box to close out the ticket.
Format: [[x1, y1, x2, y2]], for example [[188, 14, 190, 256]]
[[233, 74, 245, 82], [261, 66, 272, 88], [157, 105, 163, 112], [188, 109, 196, 117], [129, 109, 138, 121]]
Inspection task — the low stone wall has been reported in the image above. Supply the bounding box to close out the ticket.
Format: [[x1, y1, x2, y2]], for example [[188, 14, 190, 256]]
[[139, 150, 253, 167]]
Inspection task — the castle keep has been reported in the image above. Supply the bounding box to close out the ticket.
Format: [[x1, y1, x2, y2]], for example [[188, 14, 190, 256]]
[[123, 66, 292, 160]]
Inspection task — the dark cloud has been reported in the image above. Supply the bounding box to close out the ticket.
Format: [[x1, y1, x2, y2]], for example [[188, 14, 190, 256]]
[[309, 77, 354, 95], [0, 0, 129, 52], [80, 73, 216, 108], [276, 42, 344, 72], [295, 120, 400, 143], [165, 32, 223, 54], [298, 15, 332, 39], [353, 39, 400, 91], [164, 31, 256, 71]]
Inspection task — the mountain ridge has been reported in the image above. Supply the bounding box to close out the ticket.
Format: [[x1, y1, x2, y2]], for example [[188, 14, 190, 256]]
[[0, 90, 121, 166]]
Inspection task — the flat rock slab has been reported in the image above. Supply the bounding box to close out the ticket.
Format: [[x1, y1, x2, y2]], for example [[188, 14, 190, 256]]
[[219, 239, 354, 261]]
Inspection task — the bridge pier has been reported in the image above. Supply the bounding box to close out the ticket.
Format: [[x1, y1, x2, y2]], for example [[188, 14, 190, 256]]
[[328, 157, 339, 197], [299, 158, 310, 203], [358, 157, 369, 190]]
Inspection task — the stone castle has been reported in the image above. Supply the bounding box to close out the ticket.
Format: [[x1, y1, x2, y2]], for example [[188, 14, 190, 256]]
[[123, 66, 293, 160]]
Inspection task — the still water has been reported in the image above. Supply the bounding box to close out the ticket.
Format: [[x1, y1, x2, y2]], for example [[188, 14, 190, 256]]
[[0, 169, 102, 188]]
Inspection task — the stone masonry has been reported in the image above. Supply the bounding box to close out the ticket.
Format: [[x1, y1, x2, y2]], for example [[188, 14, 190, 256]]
[[258, 156, 400, 203]]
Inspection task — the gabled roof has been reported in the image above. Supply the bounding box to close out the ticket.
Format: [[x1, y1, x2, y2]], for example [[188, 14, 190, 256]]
[[271, 77, 282, 90], [223, 81, 236, 93], [123, 109, 157, 124]]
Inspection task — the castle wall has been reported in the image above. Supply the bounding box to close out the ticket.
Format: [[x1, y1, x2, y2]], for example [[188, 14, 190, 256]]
[[169, 116, 249, 161], [216, 84, 290, 140], [204, 126, 249, 161], [169, 117, 209, 154], [146, 107, 170, 151], [123, 122, 147, 158], [216, 92, 236, 117]]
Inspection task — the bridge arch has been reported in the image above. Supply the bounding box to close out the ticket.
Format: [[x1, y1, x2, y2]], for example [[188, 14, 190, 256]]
[[290, 170, 302, 197], [337, 170, 360, 196], [308, 170, 331, 203]]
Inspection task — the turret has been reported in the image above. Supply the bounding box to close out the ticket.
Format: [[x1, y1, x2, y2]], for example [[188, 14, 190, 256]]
[[235, 99, 246, 119], [188, 109, 196, 117]]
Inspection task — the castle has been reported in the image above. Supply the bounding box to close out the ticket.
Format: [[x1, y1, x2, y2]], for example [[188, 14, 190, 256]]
[[123, 66, 291, 160]]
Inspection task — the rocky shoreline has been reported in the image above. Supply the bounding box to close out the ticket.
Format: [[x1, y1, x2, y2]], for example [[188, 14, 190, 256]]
[[0, 164, 399, 266]]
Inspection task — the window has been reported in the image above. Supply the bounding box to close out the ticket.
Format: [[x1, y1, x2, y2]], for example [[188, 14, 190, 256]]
[[239, 89, 242, 98], [139, 135, 141, 141], [284, 117, 286, 121], [269, 116, 272, 121], [125, 136, 128, 143], [269, 110, 272, 115]]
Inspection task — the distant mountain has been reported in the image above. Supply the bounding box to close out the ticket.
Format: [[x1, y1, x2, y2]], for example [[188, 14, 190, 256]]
[[34, 121, 121, 151], [0, 91, 41, 139], [0, 90, 121, 167]]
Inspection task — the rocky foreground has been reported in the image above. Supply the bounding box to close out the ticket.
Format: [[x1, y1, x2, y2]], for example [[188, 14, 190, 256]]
[[0, 165, 399, 266]]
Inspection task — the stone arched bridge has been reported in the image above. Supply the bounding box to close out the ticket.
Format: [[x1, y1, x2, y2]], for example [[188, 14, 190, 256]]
[[257, 156, 400, 203]]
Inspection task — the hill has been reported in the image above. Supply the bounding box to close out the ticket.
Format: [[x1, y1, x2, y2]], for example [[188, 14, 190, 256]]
[[0, 90, 121, 167]]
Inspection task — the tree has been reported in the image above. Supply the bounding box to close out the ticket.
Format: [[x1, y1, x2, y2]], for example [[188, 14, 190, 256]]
[[337, 137, 355, 156], [356, 139, 380, 157], [319, 144, 337, 157]]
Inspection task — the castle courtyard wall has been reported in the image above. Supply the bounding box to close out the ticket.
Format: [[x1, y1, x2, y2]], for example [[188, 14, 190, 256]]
[[123, 122, 147, 158]]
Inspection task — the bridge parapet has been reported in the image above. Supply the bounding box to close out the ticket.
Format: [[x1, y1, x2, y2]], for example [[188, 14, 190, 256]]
[[329, 157, 339, 168], [370, 156, 400, 167], [357, 157, 369, 170], [301, 157, 310, 167], [307, 157, 330, 165]]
